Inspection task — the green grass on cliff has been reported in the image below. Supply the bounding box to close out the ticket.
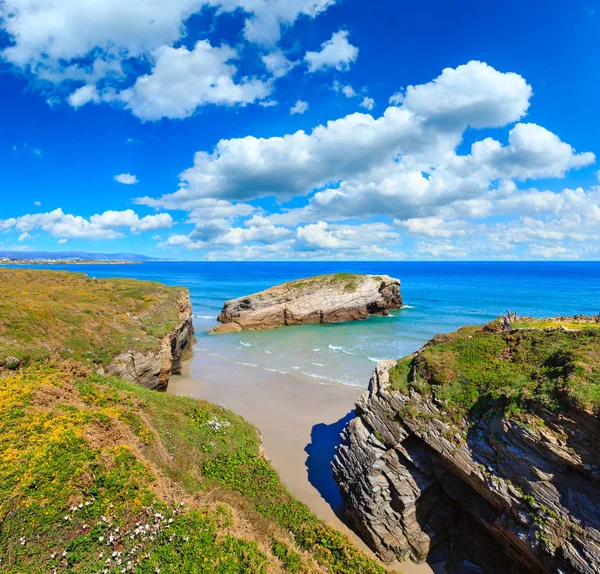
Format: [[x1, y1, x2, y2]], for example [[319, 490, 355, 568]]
[[288, 273, 366, 294], [0, 269, 387, 574], [0, 269, 187, 366], [390, 319, 600, 418], [0, 362, 386, 574]]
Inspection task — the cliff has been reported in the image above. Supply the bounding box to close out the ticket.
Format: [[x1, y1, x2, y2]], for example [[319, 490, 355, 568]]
[[100, 291, 194, 390], [0, 269, 389, 574], [211, 273, 402, 333], [0, 269, 194, 390], [333, 317, 600, 573]]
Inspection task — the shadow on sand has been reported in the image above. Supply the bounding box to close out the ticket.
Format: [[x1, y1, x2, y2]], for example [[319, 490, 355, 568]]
[[304, 409, 355, 521]]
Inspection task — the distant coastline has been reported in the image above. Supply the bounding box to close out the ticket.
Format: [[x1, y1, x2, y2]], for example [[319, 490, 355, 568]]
[[0, 258, 142, 265]]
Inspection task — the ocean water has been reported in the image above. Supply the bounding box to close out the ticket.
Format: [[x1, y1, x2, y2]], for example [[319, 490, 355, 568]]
[[12, 261, 600, 388]]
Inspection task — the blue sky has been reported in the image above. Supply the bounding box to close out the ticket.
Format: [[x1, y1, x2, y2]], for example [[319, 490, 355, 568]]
[[1, 0, 599, 260]]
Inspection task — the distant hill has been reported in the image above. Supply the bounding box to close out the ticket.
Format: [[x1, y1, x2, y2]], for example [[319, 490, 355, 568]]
[[0, 250, 170, 262]]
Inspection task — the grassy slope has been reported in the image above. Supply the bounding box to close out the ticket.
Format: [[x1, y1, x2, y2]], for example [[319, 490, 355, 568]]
[[0, 269, 186, 366], [390, 318, 600, 419], [0, 270, 386, 574]]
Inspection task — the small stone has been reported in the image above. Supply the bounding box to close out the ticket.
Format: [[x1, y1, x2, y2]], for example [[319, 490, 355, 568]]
[[5, 357, 20, 370]]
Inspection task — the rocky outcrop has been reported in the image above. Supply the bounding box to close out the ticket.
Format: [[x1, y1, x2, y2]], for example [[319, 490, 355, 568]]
[[210, 273, 402, 333], [333, 323, 600, 573], [101, 292, 194, 391]]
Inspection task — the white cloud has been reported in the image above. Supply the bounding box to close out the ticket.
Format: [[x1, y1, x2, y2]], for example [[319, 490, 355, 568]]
[[305, 30, 358, 73], [262, 50, 296, 78], [398, 217, 468, 238], [33, 201, 41, 206], [18, 233, 31, 242], [332, 81, 356, 97], [416, 241, 467, 259], [290, 100, 309, 115], [162, 62, 539, 206], [120, 42, 271, 120], [470, 123, 595, 180], [360, 96, 375, 110], [400, 60, 532, 128], [389, 92, 403, 105], [259, 99, 279, 108], [114, 173, 139, 185], [89, 209, 173, 231], [210, 0, 337, 45], [0, 208, 172, 240], [0, 0, 336, 115], [68, 84, 100, 108]]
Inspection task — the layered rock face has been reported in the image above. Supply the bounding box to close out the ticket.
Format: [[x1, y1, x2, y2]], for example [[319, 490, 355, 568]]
[[102, 292, 194, 391], [333, 321, 600, 573], [211, 273, 402, 333]]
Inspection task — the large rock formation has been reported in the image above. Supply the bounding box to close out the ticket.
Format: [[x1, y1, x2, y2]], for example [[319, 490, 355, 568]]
[[101, 291, 194, 391], [333, 318, 600, 573], [210, 273, 402, 333]]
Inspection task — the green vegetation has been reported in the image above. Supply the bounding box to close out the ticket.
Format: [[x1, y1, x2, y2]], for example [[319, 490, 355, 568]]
[[0, 269, 387, 573], [288, 273, 366, 294], [0, 362, 386, 573], [389, 319, 600, 419], [0, 269, 186, 366]]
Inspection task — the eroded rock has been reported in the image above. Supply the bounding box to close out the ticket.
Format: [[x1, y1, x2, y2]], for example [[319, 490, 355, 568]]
[[210, 273, 402, 333], [333, 321, 600, 573], [100, 292, 194, 391]]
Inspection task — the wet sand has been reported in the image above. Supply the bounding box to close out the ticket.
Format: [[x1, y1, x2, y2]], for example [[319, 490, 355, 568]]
[[169, 353, 440, 574]]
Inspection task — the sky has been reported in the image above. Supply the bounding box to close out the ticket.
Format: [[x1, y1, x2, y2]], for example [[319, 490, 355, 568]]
[[1, 0, 600, 261]]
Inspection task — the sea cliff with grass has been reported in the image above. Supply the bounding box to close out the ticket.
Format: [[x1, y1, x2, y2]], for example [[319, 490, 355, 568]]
[[0, 269, 387, 574], [333, 316, 600, 573]]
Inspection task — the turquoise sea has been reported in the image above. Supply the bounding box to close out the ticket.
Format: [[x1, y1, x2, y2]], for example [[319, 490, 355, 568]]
[[15, 261, 600, 388]]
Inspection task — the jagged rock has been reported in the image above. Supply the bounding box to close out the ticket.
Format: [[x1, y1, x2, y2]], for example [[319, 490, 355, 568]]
[[210, 273, 402, 333], [100, 292, 194, 391], [333, 319, 600, 573]]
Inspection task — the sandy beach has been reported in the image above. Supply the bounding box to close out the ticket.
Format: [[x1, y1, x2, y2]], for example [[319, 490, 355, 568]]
[[169, 352, 441, 574]]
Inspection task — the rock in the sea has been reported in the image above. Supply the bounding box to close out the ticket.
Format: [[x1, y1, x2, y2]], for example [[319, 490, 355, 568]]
[[333, 317, 600, 573], [100, 292, 194, 391], [210, 273, 402, 333]]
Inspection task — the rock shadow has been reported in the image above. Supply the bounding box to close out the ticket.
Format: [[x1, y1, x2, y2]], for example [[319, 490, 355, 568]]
[[305, 410, 355, 520]]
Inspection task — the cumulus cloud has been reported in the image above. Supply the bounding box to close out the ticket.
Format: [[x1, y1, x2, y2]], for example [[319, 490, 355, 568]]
[[360, 96, 375, 110], [120, 42, 271, 120], [305, 30, 358, 73], [211, 0, 337, 45], [114, 173, 139, 185], [290, 100, 309, 115], [0, 208, 172, 240], [262, 50, 296, 78], [156, 62, 541, 207], [0, 0, 335, 116], [69, 84, 101, 108], [399, 61, 533, 129]]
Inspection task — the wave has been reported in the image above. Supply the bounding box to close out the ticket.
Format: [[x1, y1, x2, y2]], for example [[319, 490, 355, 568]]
[[292, 366, 300, 370], [401, 305, 415, 309], [239, 341, 252, 347], [311, 362, 325, 367], [264, 350, 272, 354], [265, 367, 288, 375], [328, 344, 354, 355], [195, 314, 217, 319], [312, 348, 321, 352], [368, 356, 388, 363]]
